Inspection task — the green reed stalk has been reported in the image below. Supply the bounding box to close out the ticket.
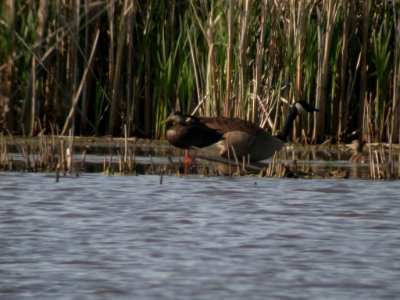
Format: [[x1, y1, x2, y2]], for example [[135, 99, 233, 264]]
[[393, 6, 400, 177], [358, 0, 371, 141], [252, 1, 266, 124], [237, 0, 250, 119], [338, 0, 353, 142], [224, 0, 233, 117]]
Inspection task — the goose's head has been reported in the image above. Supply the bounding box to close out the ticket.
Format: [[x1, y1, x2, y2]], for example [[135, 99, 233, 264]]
[[294, 101, 320, 115]]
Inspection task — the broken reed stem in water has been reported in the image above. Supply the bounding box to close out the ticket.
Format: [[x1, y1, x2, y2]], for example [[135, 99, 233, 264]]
[[55, 162, 60, 182], [147, 154, 155, 175], [59, 139, 66, 173], [367, 143, 397, 180], [3, 129, 68, 173], [66, 129, 74, 174], [364, 100, 398, 180], [242, 156, 247, 174], [116, 124, 137, 175], [118, 150, 123, 174], [109, 154, 114, 174], [374, 150, 381, 179], [21, 127, 31, 170], [229, 143, 241, 175], [103, 153, 114, 174], [0, 135, 14, 170], [117, 148, 136, 175], [266, 153, 275, 177], [118, 136, 125, 174], [265, 152, 286, 178], [377, 143, 395, 180], [225, 141, 233, 176], [366, 102, 377, 179], [124, 124, 128, 166], [79, 149, 87, 175]]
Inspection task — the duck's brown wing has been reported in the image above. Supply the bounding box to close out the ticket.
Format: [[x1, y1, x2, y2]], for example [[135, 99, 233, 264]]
[[166, 122, 223, 149], [198, 116, 264, 135]]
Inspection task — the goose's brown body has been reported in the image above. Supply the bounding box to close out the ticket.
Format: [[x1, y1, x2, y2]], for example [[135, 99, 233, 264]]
[[164, 101, 318, 162]]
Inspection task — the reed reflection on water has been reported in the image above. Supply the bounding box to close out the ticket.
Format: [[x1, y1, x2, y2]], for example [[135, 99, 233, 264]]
[[3, 139, 399, 180], [1, 173, 400, 299]]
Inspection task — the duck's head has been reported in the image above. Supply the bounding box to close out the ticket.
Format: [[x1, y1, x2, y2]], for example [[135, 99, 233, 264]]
[[294, 101, 320, 115], [348, 139, 365, 154], [161, 112, 187, 125]]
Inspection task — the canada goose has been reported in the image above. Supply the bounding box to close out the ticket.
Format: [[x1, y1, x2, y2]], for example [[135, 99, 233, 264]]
[[163, 101, 319, 162], [349, 140, 369, 163]]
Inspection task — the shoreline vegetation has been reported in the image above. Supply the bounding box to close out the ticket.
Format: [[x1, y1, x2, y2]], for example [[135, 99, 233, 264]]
[[0, 1, 399, 179], [1, 134, 399, 180]]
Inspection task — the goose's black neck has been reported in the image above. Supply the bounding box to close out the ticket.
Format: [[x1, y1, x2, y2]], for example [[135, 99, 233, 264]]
[[275, 106, 299, 142]]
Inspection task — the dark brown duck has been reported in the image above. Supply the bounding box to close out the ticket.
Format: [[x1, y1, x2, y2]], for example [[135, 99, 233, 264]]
[[349, 140, 369, 163]]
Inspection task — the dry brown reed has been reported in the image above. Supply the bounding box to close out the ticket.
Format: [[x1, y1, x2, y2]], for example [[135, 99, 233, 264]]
[[0, 133, 14, 170], [365, 100, 398, 180], [115, 124, 137, 174], [368, 145, 394, 180], [103, 154, 114, 175]]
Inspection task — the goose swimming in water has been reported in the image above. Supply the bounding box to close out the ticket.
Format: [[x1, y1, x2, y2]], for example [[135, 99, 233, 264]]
[[163, 101, 319, 162]]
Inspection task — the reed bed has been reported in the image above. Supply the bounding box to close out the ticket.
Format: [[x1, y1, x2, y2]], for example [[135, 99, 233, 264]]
[[0, 132, 140, 175], [0, 1, 398, 144], [1, 131, 75, 173]]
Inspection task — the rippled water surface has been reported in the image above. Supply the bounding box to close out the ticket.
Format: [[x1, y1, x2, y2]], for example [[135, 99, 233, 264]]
[[1, 173, 400, 300]]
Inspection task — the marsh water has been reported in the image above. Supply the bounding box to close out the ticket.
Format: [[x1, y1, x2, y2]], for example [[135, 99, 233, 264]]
[[1, 171, 400, 300]]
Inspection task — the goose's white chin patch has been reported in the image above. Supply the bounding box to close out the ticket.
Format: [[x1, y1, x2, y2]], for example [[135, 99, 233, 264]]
[[295, 102, 307, 115]]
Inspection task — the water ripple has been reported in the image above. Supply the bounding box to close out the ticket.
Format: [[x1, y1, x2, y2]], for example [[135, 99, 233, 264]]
[[0, 173, 400, 299]]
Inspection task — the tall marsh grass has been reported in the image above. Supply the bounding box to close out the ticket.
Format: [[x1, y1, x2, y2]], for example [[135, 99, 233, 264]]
[[0, 0, 399, 145]]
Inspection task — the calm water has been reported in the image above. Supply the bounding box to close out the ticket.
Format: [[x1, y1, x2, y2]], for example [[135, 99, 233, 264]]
[[1, 173, 400, 300]]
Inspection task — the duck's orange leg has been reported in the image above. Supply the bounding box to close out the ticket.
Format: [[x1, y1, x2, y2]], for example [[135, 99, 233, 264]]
[[183, 150, 194, 164], [183, 150, 196, 174]]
